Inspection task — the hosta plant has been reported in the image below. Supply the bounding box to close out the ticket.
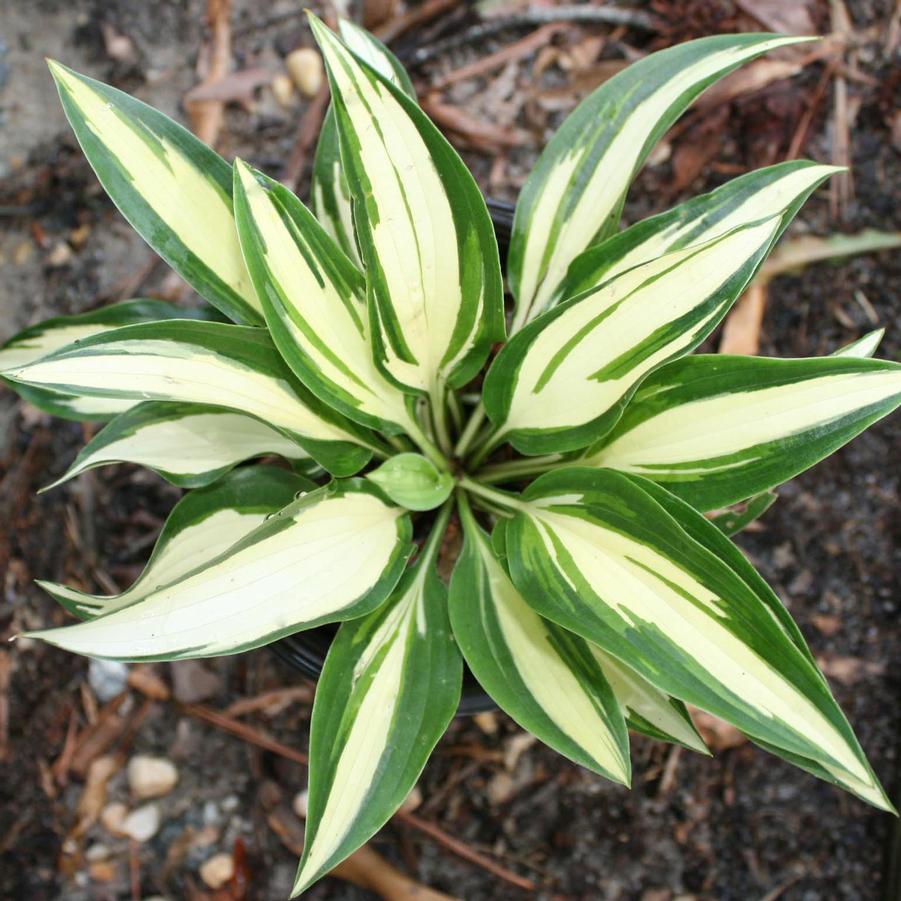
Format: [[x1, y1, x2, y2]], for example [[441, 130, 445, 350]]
[[4, 15, 900, 895]]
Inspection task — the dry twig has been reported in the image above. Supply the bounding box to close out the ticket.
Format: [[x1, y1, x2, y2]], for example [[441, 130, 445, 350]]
[[280, 5, 337, 191], [830, 0, 855, 220], [421, 95, 529, 151], [104, 253, 162, 302], [431, 23, 564, 89], [737, 0, 816, 34], [720, 229, 900, 355], [375, 0, 461, 43], [409, 4, 660, 65], [760, 873, 805, 901], [0, 652, 11, 763], [267, 793, 459, 900], [180, 700, 536, 892], [760, 230, 901, 281], [184, 67, 271, 104], [186, 0, 233, 148], [336, 841, 458, 900], [224, 685, 313, 719], [71, 754, 120, 839], [395, 810, 535, 892], [719, 281, 768, 356], [67, 696, 128, 777], [786, 59, 837, 160], [280, 80, 331, 192], [178, 702, 308, 765], [129, 839, 141, 901], [50, 707, 82, 786], [657, 745, 683, 798]]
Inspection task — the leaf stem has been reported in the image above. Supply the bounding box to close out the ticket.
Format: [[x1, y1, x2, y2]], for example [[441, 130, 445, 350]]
[[385, 432, 414, 453], [465, 424, 506, 470], [404, 413, 448, 472], [417, 500, 453, 567], [476, 454, 564, 484], [430, 382, 453, 456], [458, 475, 527, 512], [458, 489, 512, 529], [468, 494, 514, 520], [447, 389, 464, 435], [454, 400, 486, 458], [358, 437, 391, 460]]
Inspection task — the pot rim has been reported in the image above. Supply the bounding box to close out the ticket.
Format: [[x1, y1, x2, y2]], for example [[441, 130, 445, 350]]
[[271, 631, 497, 717]]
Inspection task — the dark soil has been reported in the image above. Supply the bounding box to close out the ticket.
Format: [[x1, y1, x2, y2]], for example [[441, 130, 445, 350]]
[[0, 1, 898, 899]]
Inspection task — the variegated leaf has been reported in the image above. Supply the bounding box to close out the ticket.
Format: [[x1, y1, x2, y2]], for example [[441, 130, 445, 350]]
[[504, 468, 890, 809], [311, 16, 417, 263], [310, 15, 504, 399], [507, 34, 811, 326], [449, 500, 630, 781], [477, 500, 704, 752], [337, 19, 416, 93], [295, 509, 460, 894], [486, 506, 707, 753], [626, 474, 815, 667], [468, 492, 708, 753], [312, 114, 358, 264], [49, 63, 261, 325], [708, 490, 778, 537], [623, 474, 893, 802], [313, 19, 418, 266], [583, 354, 901, 510], [233, 160, 414, 433], [833, 328, 885, 358], [43, 401, 310, 491], [586, 647, 707, 752], [39, 465, 313, 620], [27, 480, 413, 661], [0, 299, 218, 370], [0, 299, 217, 421], [557, 161, 839, 304], [484, 218, 781, 455], [2, 320, 378, 476], [9, 387, 135, 421]]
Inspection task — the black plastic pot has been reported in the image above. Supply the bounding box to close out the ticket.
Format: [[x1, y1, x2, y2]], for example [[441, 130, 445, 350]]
[[272, 198, 516, 717], [486, 196, 515, 261], [273, 626, 497, 717]]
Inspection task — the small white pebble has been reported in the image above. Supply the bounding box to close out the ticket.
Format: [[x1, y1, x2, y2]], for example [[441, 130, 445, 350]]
[[46, 241, 73, 267], [200, 852, 235, 889], [127, 755, 178, 800], [85, 842, 111, 862], [270, 73, 296, 108], [286, 48, 323, 98], [202, 800, 220, 825], [100, 801, 129, 836], [122, 803, 161, 843], [474, 711, 498, 735], [88, 658, 129, 702], [292, 789, 309, 820], [487, 771, 515, 806]]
